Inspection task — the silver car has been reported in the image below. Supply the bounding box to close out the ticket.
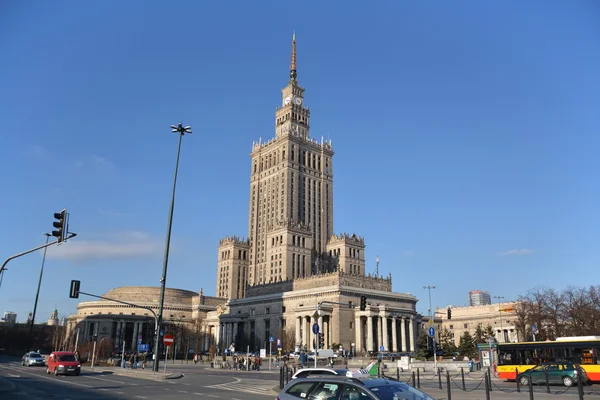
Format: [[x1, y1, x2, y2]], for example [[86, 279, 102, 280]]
[[22, 352, 45, 367], [277, 375, 435, 400]]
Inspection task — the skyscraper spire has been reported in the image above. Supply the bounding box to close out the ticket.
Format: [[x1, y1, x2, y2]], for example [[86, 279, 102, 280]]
[[290, 32, 297, 80]]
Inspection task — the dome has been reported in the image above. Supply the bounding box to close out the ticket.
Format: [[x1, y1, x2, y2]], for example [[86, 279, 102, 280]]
[[100, 286, 197, 307]]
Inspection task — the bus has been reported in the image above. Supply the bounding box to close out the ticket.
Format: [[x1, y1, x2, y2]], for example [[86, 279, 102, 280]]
[[496, 336, 600, 382]]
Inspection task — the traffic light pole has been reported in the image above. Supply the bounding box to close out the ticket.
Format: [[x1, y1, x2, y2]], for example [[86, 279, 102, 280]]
[[0, 233, 77, 276]]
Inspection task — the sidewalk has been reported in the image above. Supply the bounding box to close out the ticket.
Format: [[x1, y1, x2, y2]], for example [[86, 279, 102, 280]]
[[91, 365, 183, 381]]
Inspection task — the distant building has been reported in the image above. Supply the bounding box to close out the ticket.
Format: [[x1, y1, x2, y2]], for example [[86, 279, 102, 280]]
[[25, 312, 33, 325], [2, 311, 17, 324], [438, 302, 519, 345], [48, 309, 59, 326], [469, 290, 491, 306]]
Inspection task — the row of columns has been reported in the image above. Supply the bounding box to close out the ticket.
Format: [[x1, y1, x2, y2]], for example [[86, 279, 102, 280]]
[[355, 314, 415, 353], [218, 321, 239, 349], [199, 325, 217, 351], [295, 314, 330, 350]]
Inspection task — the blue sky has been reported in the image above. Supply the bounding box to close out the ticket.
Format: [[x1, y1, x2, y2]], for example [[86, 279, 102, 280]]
[[1, 1, 598, 323]]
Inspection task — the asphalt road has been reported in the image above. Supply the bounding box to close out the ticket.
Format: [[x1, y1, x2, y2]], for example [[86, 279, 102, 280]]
[[0, 356, 277, 400], [2, 356, 599, 400]]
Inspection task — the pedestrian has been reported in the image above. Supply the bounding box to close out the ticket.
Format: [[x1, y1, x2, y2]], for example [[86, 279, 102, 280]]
[[129, 353, 135, 369]]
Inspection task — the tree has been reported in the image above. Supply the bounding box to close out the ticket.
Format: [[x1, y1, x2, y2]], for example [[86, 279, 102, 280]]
[[416, 330, 431, 360], [473, 324, 486, 345], [438, 328, 457, 355], [457, 331, 476, 358]]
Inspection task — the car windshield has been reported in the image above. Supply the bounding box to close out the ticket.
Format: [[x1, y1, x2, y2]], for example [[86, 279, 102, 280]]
[[57, 354, 76, 362], [30, 353, 42, 358], [369, 383, 435, 400]]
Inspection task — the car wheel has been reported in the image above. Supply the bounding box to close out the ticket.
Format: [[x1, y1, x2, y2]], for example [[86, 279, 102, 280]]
[[519, 376, 529, 386], [46, 367, 50, 374], [54, 368, 59, 376], [563, 376, 574, 387]]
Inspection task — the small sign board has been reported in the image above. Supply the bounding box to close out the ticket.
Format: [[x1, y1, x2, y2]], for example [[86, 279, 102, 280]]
[[138, 343, 149, 352], [312, 311, 320, 320], [276, 338, 282, 347], [269, 336, 274, 342], [379, 345, 385, 352], [429, 327, 435, 337], [312, 323, 319, 334], [163, 334, 174, 347]]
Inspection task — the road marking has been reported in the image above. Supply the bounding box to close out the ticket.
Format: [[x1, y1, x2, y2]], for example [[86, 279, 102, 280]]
[[85, 376, 128, 385], [8, 373, 20, 377], [5, 367, 92, 388], [183, 382, 191, 385], [178, 390, 188, 393], [206, 395, 219, 398], [164, 388, 171, 390], [232, 398, 242, 400], [99, 388, 109, 391], [116, 391, 124, 394], [134, 396, 148, 399], [194, 393, 204, 396]]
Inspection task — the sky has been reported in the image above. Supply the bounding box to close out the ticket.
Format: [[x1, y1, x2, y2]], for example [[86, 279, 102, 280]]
[[1, 1, 598, 323]]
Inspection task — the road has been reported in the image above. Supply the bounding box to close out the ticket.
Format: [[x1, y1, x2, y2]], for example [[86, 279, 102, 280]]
[[2, 356, 599, 399], [0, 356, 277, 400]]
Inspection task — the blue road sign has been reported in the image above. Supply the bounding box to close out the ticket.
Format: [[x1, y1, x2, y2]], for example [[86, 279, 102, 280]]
[[379, 345, 385, 352], [138, 343, 149, 352], [429, 327, 435, 337], [531, 324, 537, 334], [269, 336, 274, 342], [312, 323, 319, 334], [277, 338, 282, 347]]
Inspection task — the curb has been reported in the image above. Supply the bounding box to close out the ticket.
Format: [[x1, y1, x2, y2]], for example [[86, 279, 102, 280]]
[[96, 369, 184, 381]]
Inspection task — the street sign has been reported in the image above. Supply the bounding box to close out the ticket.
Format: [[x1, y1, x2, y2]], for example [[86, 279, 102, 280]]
[[429, 318, 433, 325], [429, 327, 435, 337], [138, 343, 149, 352], [163, 334, 174, 347], [276, 338, 282, 347], [312, 310, 320, 320], [531, 324, 537, 334], [269, 336, 274, 342], [312, 322, 319, 334], [379, 345, 385, 352]]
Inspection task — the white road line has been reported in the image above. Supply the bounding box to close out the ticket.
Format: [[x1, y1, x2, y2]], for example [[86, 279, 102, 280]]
[[116, 391, 124, 394], [232, 398, 242, 400], [8, 373, 20, 377], [206, 395, 219, 398], [164, 388, 171, 390], [99, 388, 109, 391], [178, 390, 188, 393], [194, 393, 204, 396], [134, 396, 148, 399], [5, 368, 92, 388], [183, 382, 191, 385], [85, 376, 127, 384]]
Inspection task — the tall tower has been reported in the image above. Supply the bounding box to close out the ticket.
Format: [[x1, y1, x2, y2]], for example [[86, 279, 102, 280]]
[[246, 34, 334, 286]]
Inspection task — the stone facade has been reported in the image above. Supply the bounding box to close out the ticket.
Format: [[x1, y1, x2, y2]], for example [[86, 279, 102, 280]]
[[437, 302, 519, 345]]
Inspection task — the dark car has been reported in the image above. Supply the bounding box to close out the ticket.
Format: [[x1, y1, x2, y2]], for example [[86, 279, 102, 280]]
[[517, 362, 590, 387], [277, 375, 435, 400]]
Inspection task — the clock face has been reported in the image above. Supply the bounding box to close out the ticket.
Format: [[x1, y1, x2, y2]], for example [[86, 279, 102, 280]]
[[294, 97, 303, 105], [284, 96, 291, 105]]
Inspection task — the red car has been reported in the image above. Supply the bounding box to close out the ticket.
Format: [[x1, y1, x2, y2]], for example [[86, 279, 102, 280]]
[[46, 351, 81, 376]]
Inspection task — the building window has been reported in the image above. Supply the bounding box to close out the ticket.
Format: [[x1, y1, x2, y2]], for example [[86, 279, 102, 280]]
[[449, 325, 454, 329], [266, 307, 270, 315], [463, 323, 468, 329], [350, 321, 354, 329]]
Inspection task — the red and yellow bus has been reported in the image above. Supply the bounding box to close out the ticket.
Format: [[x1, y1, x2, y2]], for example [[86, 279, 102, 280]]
[[497, 336, 600, 382]]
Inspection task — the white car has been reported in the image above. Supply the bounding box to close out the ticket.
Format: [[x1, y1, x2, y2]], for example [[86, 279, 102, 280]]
[[291, 367, 352, 380], [22, 352, 45, 367]]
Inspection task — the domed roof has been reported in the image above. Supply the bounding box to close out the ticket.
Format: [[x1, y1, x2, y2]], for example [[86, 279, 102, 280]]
[[101, 286, 197, 307]]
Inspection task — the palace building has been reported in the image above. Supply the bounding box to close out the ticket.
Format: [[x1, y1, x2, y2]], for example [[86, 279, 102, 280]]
[[66, 34, 420, 356]]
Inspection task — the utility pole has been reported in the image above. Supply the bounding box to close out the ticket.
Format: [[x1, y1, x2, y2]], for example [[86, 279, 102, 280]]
[[423, 285, 437, 374]]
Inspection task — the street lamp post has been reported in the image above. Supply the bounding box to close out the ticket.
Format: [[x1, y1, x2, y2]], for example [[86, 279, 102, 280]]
[[423, 285, 437, 374], [153, 122, 192, 372], [494, 295, 505, 343], [0, 268, 7, 292], [28, 233, 51, 350]]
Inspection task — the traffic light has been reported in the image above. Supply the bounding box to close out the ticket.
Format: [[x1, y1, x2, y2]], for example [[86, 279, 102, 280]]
[[318, 333, 324, 349], [69, 280, 80, 298], [360, 295, 367, 311], [447, 307, 452, 320], [52, 209, 67, 243]]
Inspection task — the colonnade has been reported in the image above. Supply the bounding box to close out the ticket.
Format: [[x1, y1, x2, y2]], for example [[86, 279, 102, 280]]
[[294, 314, 332, 351], [355, 314, 415, 353]]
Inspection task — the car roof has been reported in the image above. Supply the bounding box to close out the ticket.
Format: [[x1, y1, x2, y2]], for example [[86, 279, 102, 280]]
[[287, 375, 403, 387]]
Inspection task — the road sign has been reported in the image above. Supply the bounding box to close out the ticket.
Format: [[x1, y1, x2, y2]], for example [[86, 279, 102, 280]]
[[312, 323, 319, 334], [138, 343, 149, 352], [163, 334, 174, 347], [312, 310, 320, 320], [269, 336, 274, 342], [531, 324, 537, 334], [379, 345, 385, 352], [276, 338, 282, 347], [429, 327, 435, 337], [428, 318, 433, 325]]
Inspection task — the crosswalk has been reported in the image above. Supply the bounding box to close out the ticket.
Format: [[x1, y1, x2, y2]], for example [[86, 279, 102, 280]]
[[205, 377, 276, 396]]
